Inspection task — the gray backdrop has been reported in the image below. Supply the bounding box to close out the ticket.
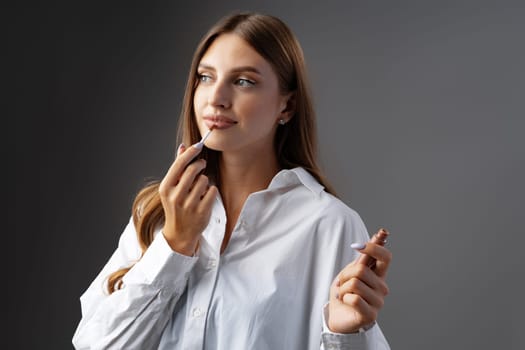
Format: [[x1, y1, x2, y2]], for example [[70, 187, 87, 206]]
[[11, 0, 524, 349]]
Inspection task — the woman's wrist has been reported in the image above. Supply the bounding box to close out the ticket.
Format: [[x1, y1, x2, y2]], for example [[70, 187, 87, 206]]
[[162, 230, 199, 256]]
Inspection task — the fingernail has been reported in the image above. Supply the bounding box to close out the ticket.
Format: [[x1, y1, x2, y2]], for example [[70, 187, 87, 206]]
[[193, 141, 204, 150], [177, 143, 185, 153], [351, 242, 366, 250]]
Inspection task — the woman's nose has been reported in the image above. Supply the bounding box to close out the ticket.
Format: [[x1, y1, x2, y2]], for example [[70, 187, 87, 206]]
[[208, 80, 231, 109]]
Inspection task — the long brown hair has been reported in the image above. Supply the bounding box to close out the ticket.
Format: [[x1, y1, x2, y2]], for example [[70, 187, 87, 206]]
[[107, 12, 336, 293]]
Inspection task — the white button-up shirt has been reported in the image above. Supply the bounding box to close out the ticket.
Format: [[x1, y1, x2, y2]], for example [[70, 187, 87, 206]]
[[73, 167, 390, 349]]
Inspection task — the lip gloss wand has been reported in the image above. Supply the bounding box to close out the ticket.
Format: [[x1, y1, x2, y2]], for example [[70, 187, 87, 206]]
[[194, 126, 215, 149]]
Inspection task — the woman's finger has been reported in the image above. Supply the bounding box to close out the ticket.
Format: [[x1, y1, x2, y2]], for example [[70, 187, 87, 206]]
[[198, 185, 218, 214], [185, 174, 210, 209], [161, 143, 204, 188], [341, 292, 377, 326], [171, 160, 207, 201], [339, 277, 384, 309], [354, 243, 392, 278], [338, 264, 389, 296]]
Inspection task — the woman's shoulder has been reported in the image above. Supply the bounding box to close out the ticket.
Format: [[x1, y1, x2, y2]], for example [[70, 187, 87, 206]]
[[318, 190, 364, 226], [285, 167, 365, 223]]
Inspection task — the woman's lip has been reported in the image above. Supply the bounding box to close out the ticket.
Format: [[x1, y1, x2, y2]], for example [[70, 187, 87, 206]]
[[203, 117, 237, 130]]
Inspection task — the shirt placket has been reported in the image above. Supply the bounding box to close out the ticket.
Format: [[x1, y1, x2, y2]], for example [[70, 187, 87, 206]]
[[182, 204, 226, 350]]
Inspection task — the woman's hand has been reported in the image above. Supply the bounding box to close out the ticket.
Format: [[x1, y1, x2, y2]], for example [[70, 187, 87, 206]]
[[327, 241, 392, 333], [158, 143, 218, 256]]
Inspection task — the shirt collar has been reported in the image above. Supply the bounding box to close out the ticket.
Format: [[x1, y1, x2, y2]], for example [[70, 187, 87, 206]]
[[268, 167, 325, 196]]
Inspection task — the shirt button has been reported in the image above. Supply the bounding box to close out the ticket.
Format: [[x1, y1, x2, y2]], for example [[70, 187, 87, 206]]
[[215, 217, 221, 224], [208, 259, 217, 269], [192, 307, 203, 318]]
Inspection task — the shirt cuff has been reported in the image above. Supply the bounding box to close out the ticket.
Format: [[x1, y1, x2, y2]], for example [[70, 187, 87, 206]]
[[321, 303, 378, 349], [123, 232, 198, 288]]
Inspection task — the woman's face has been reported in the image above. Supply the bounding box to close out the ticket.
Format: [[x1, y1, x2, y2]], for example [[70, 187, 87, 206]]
[[193, 33, 290, 155]]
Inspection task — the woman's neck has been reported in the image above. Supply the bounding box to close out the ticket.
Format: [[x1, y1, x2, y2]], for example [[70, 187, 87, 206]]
[[218, 150, 280, 211]]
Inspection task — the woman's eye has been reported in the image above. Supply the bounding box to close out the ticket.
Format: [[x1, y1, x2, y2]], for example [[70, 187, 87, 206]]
[[198, 74, 212, 83], [236, 78, 255, 87]]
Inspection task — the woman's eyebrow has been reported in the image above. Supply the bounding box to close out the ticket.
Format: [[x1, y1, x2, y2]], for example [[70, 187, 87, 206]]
[[198, 63, 262, 75]]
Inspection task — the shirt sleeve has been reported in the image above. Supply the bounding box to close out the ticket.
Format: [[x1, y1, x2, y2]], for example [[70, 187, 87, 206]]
[[317, 199, 391, 350], [72, 217, 198, 350], [320, 303, 390, 350]]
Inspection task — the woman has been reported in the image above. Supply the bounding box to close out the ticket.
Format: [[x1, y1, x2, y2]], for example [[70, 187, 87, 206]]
[[73, 12, 392, 349]]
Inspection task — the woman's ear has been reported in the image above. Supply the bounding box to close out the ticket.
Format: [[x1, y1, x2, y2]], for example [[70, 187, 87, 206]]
[[279, 92, 296, 122]]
